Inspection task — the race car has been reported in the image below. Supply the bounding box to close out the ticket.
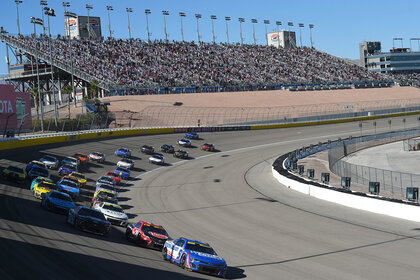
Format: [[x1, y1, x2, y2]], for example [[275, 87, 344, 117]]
[[126, 221, 169, 249], [117, 158, 134, 169], [162, 237, 227, 278], [69, 172, 87, 187], [185, 132, 199, 139], [61, 175, 81, 188], [61, 156, 80, 168], [114, 166, 130, 180], [173, 150, 189, 159], [31, 176, 54, 191], [1, 165, 26, 183], [92, 190, 118, 206], [105, 171, 121, 185], [95, 184, 117, 196], [96, 175, 116, 187], [89, 152, 106, 163], [140, 145, 155, 155], [33, 180, 57, 199], [160, 144, 175, 153], [26, 160, 47, 174], [200, 143, 215, 152], [58, 164, 78, 176], [94, 202, 128, 227], [115, 147, 131, 158], [177, 138, 192, 147], [67, 206, 111, 236], [39, 155, 59, 169], [149, 153, 165, 165], [91, 194, 119, 208], [41, 191, 75, 214], [27, 166, 49, 180], [57, 179, 80, 198], [73, 153, 89, 164]]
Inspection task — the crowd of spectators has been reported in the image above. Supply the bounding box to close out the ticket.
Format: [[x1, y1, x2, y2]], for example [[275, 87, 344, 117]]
[[13, 35, 399, 88]]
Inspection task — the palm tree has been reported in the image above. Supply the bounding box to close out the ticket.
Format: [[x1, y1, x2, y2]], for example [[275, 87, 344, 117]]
[[88, 80, 99, 99], [30, 87, 40, 121], [62, 85, 73, 119]]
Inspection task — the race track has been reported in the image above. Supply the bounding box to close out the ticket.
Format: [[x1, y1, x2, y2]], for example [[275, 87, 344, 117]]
[[1, 116, 420, 280]]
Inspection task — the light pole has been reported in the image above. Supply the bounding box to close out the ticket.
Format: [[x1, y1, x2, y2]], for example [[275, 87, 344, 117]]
[[263, 20, 270, 46], [31, 16, 44, 132], [287, 22, 293, 48], [179, 12, 186, 42], [211, 15, 217, 44], [126, 8, 132, 40], [195, 14, 202, 43], [86, 4, 93, 39], [62, 2, 70, 37], [238, 17, 245, 45], [40, 0, 48, 36], [309, 24, 314, 48], [45, 7, 58, 130], [276, 21, 282, 48], [15, 0, 23, 35], [64, 11, 77, 108], [225, 16, 231, 44], [251, 19, 257, 45], [162, 10, 169, 43], [298, 23, 304, 47], [145, 9, 151, 42], [106, 6, 113, 39], [410, 38, 420, 52]]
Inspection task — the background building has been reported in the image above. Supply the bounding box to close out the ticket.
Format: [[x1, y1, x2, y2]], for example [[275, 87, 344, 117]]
[[64, 16, 102, 39]]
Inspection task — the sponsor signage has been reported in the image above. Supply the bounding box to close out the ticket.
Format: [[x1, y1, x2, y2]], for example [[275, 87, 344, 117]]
[[0, 84, 32, 132]]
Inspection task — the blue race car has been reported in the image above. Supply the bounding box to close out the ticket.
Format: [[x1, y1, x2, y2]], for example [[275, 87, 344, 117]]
[[185, 132, 199, 139], [162, 237, 227, 278], [31, 176, 54, 191], [57, 179, 80, 198], [114, 166, 130, 180], [58, 164, 78, 176], [114, 147, 131, 158], [41, 191, 75, 213]]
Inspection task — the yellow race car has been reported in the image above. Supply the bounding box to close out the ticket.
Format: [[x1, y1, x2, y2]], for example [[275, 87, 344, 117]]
[[69, 172, 87, 187], [33, 181, 57, 199], [1, 165, 26, 183]]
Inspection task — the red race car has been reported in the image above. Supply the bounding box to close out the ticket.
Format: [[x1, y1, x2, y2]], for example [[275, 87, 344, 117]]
[[200, 143, 215, 152], [125, 221, 169, 250], [105, 171, 122, 185]]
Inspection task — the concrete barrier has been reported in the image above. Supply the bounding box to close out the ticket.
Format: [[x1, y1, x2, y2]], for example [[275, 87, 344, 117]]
[[272, 166, 420, 222]]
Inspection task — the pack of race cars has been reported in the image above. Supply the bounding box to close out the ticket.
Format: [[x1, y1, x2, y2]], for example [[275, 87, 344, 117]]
[[0, 131, 227, 278]]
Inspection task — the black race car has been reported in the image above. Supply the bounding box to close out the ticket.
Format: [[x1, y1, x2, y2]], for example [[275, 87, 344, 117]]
[[160, 144, 175, 153], [67, 206, 111, 236], [140, 145, 155, 155], [173, 150, 189, 159]]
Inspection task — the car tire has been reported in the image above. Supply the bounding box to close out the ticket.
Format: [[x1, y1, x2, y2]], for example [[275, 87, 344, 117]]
[[125, 229, 131, 241], [162, 247, 168, 261], [180, 254, 187, 269], [66, 213, 71, 225]]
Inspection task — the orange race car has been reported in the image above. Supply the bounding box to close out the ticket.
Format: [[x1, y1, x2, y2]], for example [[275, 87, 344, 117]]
[[73, 153, 89, 164]]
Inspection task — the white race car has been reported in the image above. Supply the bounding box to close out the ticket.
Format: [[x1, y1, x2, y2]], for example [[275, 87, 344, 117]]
[[89, 152, 106, 163], [149, 154, 165, 165], [117, 158, 134, 169], [93, 202, 128, 227], [177, 138, 192, 147], [39, 155, 59, 169]]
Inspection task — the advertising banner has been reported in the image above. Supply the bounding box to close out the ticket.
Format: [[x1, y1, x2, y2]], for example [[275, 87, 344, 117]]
[[0, 84, 32, 134]]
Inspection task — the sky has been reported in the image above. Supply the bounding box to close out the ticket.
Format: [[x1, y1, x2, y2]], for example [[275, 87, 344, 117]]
[[1, 0, 420, 75]]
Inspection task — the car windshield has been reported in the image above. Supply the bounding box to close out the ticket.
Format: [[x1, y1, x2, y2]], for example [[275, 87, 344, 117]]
[[142, 225, 168, 236], [107, 172, 118, 177], [185, 242, 216, 255], [42, 155, 56, 161], [77, 154, 87, 159], [62, 180, 78, 188], [39, 182, 56, 190], [93, 152, 102, 157], [102, 204, 123, 212], [50, 192, 72, 201], [122, 159, 132, 163], [62, 165, 75, 170], [32, 167, 48, 176], [71, 173, 85, 179], [116, 167, 128, 172], [97, 192, 117, 201], [78, 208, 106, 220], [98, 184, 114, 191], [153, 155, 163, 159], [100, 176, 114, 183], [8, 166, 23, 173], [65, 157, 77, 162]]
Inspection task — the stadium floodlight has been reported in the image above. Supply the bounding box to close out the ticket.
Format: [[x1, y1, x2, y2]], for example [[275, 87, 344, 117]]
[[64, 11, 77, 108], [410, 38, 420, 52], [276, 21, 282, 48], [238, 17, 245, 45], [145, 9, 151, 42], [251, 19, 257, 45], [162, 10, 170, 43], [211, 15, 217, 44], [30, 16, 44, 132], [179, 12, 186, 42], [86, 4, 93, 40], [15, 0, 23, 35], [309, 24, 314, 48], [40, 1, 48, 36], [126, 8, 133, 40], [393, 38, 403, 49], [225, 16, 231, 44], [195, 14, 202, 43], [287, 22, 294, 48], [298, 23, 304, 47], [263, 20, 270, 46], [106, 6, 113, 39], [62, 1, 70, 38]]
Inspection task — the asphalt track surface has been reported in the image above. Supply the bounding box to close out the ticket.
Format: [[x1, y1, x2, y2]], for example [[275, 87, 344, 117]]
[[1, 116, 420, 280]]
